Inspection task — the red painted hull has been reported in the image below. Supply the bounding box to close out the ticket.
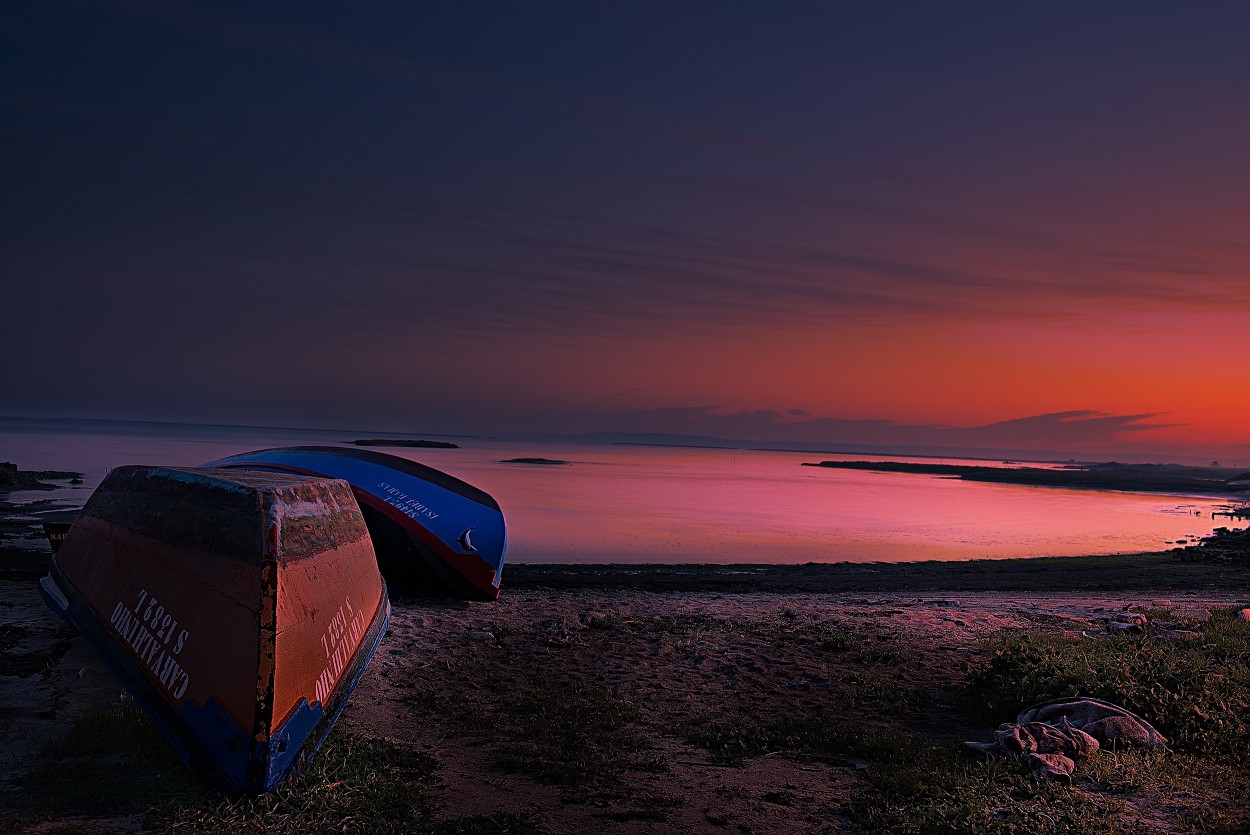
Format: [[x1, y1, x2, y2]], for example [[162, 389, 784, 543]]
[[41, 466, 389, 793]]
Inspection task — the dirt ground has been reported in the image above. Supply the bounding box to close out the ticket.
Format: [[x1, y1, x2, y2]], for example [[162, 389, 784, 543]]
[[347, 587, 1241, 834], [4, 566, 1242, 834]]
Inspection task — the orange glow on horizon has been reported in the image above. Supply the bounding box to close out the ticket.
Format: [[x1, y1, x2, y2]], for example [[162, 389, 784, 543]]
[[464, 307, 1248, 453]]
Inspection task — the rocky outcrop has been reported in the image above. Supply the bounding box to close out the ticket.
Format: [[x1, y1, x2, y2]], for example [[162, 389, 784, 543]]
[[0, 462, 83, 491]]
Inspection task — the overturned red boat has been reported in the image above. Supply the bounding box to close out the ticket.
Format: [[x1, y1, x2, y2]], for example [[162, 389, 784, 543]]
[[206, 446, 507, 601], [39, 465, 389, 794]]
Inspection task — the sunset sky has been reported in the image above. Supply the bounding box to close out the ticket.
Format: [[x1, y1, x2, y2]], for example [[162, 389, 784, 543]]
[[4, 2, 1248, 462]]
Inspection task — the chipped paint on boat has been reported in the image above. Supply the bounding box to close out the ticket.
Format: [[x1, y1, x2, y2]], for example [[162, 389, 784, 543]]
[[39, 465, 389, 793], [204, 446, 507, 601]]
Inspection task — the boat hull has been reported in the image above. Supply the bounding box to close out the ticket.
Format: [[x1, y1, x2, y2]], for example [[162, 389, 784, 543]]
[[41, 521, 72, 553], [40, 466, 389, 793], [205, 446, 507, 601]]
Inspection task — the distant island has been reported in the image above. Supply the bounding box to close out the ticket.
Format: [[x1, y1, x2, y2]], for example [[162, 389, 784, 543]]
[[801, 460, 1248, 495], [349, 439, 459, 449], [611, 441, 739, 450], [499, 458, 570, 466]]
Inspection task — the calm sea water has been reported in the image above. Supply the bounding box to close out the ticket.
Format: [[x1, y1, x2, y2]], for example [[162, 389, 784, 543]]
[[2, 418, 1244, 564]]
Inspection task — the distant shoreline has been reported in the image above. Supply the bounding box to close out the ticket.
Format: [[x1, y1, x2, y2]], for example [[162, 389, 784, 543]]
[[5, 546, 1248, 595], [7, 416, 1243, 469], [803, 459, 1248, 496], [501, 552, 1250, 595]]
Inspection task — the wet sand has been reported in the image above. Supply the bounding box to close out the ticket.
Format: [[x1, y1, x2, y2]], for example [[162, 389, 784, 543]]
[[503, 552, 1250, 594]]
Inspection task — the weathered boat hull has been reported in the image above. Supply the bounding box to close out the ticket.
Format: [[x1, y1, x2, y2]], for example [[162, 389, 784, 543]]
[[205, 446, 507, 601], [41, 521, 72, 553], [40, 466, 389, 794], [38, 509, 80, 554]]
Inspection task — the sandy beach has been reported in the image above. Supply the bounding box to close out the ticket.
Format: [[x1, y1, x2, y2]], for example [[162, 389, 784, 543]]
[[3, 544, 1248, 833]]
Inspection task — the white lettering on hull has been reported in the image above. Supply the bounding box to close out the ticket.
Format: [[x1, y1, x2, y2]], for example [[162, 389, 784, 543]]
[[108, 590, 192, 702], [378, 481, 440, 521], [313, 597, 369, 705]]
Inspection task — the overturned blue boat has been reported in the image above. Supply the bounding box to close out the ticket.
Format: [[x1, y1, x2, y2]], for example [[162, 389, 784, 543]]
[[205, 446, 507, 601]]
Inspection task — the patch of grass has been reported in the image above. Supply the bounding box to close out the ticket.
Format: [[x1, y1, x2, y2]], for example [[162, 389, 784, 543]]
[[684, 715, 910, 765], [403, 676, 666, 808], [492, 682, 661, 787], [412, 600, 1243, 834], [1124, 603, 1192, 626], [1076, 747, 1169, 794], [403, 689, 490, 726], [155, 731, 438, 833], [856, 635, 914, 665], [1080, 751, 1250, 832], [830, 670, 933, 712], [846, 743, 1130, 834], [817, 628, 857, 653], [6, 702, 444, 834], [14, 701, 202, 815], [684, 715, 1130, 833], [968, 607, 1250, 754], [1173, 764, 1250, 833], [812, 625, 913, 664]]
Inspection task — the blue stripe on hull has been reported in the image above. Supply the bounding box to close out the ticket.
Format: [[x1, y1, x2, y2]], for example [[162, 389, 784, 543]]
[[205, 447, 507, 597]]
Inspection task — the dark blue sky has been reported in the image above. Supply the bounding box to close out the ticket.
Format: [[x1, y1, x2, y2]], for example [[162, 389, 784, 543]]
[[4, 1, 1249, 458]]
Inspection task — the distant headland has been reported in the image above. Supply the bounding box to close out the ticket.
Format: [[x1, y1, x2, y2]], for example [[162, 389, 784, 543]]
[[499, 458, 571, 466], [801, 460, 1250, 495]]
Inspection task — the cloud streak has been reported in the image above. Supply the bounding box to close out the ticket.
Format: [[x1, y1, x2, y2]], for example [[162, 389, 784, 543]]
[[51, 2, 1250, 344], [572, 406, 1179, 455], [280, 192, 1248, 340]]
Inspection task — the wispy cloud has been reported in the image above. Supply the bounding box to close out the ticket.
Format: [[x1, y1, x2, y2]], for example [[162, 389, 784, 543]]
[[574, 406, 1179, 454], [80, 2, 1250, 342], [276, 191, 1249, 342]]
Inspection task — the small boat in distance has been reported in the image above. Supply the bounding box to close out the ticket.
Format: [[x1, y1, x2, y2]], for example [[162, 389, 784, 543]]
[[40, 517, 75, 553], [40, 465, 389, 793], [205, 446, 507, 601], [41, 522, 71, 553]]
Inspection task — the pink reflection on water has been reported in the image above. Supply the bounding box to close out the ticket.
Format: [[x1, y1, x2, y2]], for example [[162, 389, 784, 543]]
[[404, 444, 1240, 564], [3, 422, 1242, 565]]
